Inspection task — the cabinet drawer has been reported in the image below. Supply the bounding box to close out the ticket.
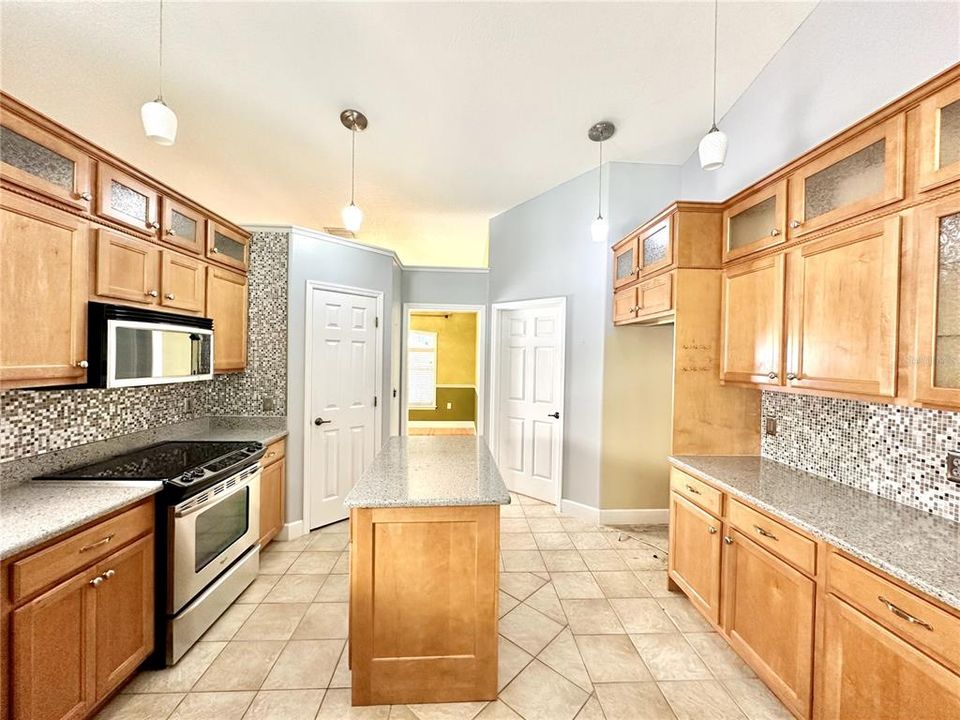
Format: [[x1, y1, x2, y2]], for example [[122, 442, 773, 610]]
[[669, 468, 722, 517], [727, 499, 815, 575], [636, 272, 674, 319], [264, 438, 286, 466], [10, 500, 154, 604], [827, 551, 960, 671]]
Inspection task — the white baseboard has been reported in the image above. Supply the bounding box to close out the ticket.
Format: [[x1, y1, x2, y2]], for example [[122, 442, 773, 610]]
[[276, 520, 304, 542], [559, 499, 600, 525], [407, 420, 476, 429], [599, 508, 670, 526]]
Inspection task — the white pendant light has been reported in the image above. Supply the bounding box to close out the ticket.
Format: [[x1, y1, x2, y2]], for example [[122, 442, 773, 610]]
[[141, 0, 177, 146], [588, 121, 615, 244], [340, 109, 368, 234], [698, 0, 726, 171]]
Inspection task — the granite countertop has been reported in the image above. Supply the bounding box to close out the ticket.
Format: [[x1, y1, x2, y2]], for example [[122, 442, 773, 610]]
[[344, 436, 510, 509], [670, 455, 960, 611]]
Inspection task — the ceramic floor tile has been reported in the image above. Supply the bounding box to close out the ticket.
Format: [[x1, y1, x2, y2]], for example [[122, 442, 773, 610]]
[[684, 633, 756, 680], [634, 571, 683, 599], [497, 636, 534, 691], [499, 572, 548, 601], [523, 582, 566, 624], [475, 700, 522, 719], [541, 550, 588, 572], [523, 505, 560, 518], [259, 552, 299, 574], [315, 574, 350, 602], [659, 597, 714, 632], [499, 533, 538, 550], [498, 602, 564, 655], [533, 532, 574, 550], [572, 695, 604, 720], [316, 688, 391, 719], [550, 572, 604, 599], [307, 533, 350, 551], [320, 520, 349, 534], [658, 680, 746, 720], [593, 571, 651, 598], [498, 591, 520, 618], [568, 533, 611, 550], [500, 519, 532, 533], [499, 660, 589, 720], [559, 518, 599, 533], [390, 706, 419, 719], [242, 689, 325, 720], [526, 518, 564, 533], [516, 494, 548, 506], [609, 598, 676, 634], [560, 599, 624, 634], [287, 551, 341, 574], [234, 603, 310, 641], [629, 634, 713, 681], [578, 549, 628, 571], [262, 639, 344, 689], [124, 641, 227, 693], [169, 691, 257, 720], [537, 628, 592, 693], [405, 701, 487, 719], [236, 575, 281, 603], [264, 534, 314, 552], [193, 640, 286, 691], [330, 644, 352, 689], [95, 693, 186, 720], [331, 552, 351, 574], [594, 682, 676, 720], [292, 602, 349, 640], [500, 504, 525, 518], [501, 550, 546, 572], [722, 679, 793, 720], [202, 603, 258, 641], [617, 547, 668, 572], [575, 634, 651, 683], [263, 574, 327, 603]]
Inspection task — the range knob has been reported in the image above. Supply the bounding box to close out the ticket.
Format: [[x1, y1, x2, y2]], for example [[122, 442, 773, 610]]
[[191, 468, 206, 478]]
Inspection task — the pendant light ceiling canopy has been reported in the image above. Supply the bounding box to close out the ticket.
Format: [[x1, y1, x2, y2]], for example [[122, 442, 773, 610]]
[[141, 0, 177, 146], [341, 108, 368, 234], [588, 121, 615, 244], [698, 0, 727, 171]]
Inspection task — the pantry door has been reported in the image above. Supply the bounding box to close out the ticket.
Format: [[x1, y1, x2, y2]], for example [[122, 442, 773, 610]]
[[305, 283, 382, 530], [492, 298, 566, 504]]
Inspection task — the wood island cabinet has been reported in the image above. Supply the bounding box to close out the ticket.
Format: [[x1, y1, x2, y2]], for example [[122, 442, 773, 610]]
[[259, 439, 287, 548], [667, 491, 722, 624]]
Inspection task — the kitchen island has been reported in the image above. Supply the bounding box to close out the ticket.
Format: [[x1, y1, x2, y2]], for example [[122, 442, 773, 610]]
[[343, 436, 510, 706]]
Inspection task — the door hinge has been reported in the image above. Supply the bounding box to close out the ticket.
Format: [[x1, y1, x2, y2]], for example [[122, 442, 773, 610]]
[[375, 316, 380, 328], [373, 396, 378, 407]]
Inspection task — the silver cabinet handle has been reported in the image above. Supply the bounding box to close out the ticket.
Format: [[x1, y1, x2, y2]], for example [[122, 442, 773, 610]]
[[767, 372, 778, 380], [166, 228, 176, 236], [790, 219, 801, 229], [165, 293, 176, 300], [80, 534, 114, 553], [723, 536, 733, 545], [878, 596, 933, 631], [75, 360, 89, 369], [146, 290, 159, 297], [754, 525, 778, 541], [78, 191, 92, 201], [212, 247, 221, 254], [770, 228, 781, 237], [707, 526, 718, 535], [89, 576, 104, 588], [103, 569, 116, 580], [685, 484, 702, 495], [149, 220, 160, 229], [787, 372, 797, 380]]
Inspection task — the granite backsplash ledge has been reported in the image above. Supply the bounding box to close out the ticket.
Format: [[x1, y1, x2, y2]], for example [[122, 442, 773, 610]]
[[761, 391, 960, 522]]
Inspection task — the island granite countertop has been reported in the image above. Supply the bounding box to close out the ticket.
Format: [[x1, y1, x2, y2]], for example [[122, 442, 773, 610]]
[[670, 455, 960, 611], [345, 436, 510, 509]]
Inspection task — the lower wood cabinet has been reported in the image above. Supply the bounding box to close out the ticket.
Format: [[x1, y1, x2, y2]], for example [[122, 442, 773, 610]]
[[259, 440, 286, 548], [206, 266, 248, 372], [667, 491, 722, 624]]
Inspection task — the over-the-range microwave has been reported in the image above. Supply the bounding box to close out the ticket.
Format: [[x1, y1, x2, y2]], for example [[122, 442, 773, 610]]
[[86, 303, 214, 388]]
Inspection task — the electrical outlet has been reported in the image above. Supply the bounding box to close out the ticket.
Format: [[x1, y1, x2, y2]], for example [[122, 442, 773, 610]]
[[184, 398, 195, 414], [262, 396, 276, 412], [446, 402, 453, 410], [948, 452, 960, 483], [764, 417, 777, 436]]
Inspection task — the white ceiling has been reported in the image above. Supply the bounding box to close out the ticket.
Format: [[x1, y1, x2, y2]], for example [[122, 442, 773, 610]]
[[0, 1, 816, 267]]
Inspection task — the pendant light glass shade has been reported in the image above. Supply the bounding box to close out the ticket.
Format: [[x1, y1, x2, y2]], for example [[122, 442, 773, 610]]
[[590, 215, 609, 244], [141, 98, 178, 146], [698, 126, 728, 171], [341, 202, 364, 233]]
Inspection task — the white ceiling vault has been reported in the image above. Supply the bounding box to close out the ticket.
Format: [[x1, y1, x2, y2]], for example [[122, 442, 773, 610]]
[[1, 1, 815, 267]]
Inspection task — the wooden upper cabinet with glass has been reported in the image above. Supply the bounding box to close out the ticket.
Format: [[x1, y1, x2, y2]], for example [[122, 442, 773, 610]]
[[96, 162, 161, 237], [207, 221, 250, 272], [918, 79, 960, 193], [722, 180, 787, 262], [161, 197, 206, 255]]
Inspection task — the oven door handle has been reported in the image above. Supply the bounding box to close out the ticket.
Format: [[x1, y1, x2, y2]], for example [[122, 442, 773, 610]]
[[173, 470, 259, 518]]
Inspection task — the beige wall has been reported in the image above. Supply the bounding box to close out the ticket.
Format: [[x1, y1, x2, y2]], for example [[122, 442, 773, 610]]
[[600, 323, 675, 510]]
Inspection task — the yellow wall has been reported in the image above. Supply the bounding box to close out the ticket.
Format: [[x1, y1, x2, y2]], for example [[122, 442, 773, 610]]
[[409, 312, 477, 385]]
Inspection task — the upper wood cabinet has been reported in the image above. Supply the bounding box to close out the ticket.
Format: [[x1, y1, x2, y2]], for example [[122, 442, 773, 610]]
[[785, 216, 901, 397], [160, 250, 206, 314], [96, 163, 160, 237], [0, 113, 93, 212], [722, 180, 787, 263], [720, 254, 785, 386], [160, 197, 205, 255], [206, 266, 248, 372], [206, 222, 249, 272], [94, 230, 160, 306], [637, 216, 673, 276], [613, 285, 638, 324], [788, 115, 905, 238], [668, 491, 722, 625], [0, 194, 89, 390], [612, 236, 639, 289], [918, 79, 960, 193], [914, 194, 960, 406]]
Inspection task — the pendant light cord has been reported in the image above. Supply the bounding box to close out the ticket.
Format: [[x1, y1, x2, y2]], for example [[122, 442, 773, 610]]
[[158, 0, 165, 101], [350, 129, 356, 206], [711, 0, 718, 129], [597, 137, 603, 220]]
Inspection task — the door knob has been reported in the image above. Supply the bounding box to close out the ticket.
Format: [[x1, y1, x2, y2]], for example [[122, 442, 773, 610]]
[[547, 412, 560, 419], [314, 417, 332, 426], [767, 371, 778, 380]]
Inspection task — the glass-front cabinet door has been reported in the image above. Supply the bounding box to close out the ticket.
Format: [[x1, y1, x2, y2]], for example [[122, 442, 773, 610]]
[[788, 115, 905, 238], [612, 235, 638, 290], [161, 197, 206, 255], [0, 113, 93, 211], [206, 221, 250, 272], [96, 162, 160, 237], [918, 80, 960, 192], [723, 180, 787, 262], [914, 195, 960, 406], [639, 216, 673, 276]]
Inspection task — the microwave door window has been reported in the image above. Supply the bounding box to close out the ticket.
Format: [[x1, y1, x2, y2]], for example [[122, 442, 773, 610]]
[[159, 330, 195, 378], [114, 327, 154, 380]]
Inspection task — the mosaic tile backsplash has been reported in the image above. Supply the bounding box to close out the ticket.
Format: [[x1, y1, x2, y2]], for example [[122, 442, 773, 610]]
[[761, 391, 960, 522], [0, 231, 289, 465]]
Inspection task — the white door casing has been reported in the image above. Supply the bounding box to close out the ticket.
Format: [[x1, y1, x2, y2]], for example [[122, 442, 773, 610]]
[[304, 283, 382, 530], [490, 298, 566, 505]]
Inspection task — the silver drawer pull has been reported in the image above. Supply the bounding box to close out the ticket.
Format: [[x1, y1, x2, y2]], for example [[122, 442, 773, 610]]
[[685, 484, 702, 496], [753, 525, 778, 541], [707, 526, 718, 535], [878, 596, 933, 631], [89, 576, 104, 588], [103, 569, 116, 580], [80, 534, 114, 553]]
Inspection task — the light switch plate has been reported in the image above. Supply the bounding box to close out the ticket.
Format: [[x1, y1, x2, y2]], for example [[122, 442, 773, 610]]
[[262, 396, 276, 412], [948, 452, 960, 483], [764, 417, 777, 436]]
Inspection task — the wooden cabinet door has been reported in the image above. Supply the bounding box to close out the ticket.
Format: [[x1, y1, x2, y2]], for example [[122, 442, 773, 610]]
[[93, 535, 154, 700], [0, 112, 93, 212], [0, 194, 89, 390], [787, 115, 905, 237], [722, 180, 787, 263], [918, 79, 960, 193], [635, 272, 674, 320], [913, 194, 960, 406], [786, 216, 901, 397], [160, 197, 205, 255], [720, 254, 785, 386], [11, 568, 97, 720], [206, 266, 248, 372], [160, 250, 205, 314], [638, 215, 673, 277], [667, 492, 722, 625], [259, 458, 285, 548], [94, 230, 160, 305], [206, 222, 249, 272], [613, 286, 637, 324], [722, 530, 815, 719], [96, 163, 160, 237], [819, 594, 960, 720], [612, 236, 639, 289]]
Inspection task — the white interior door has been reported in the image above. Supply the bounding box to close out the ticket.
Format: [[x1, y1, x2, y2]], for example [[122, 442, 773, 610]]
[[308, 287, 379, 529], [495, 301, 565, 503]]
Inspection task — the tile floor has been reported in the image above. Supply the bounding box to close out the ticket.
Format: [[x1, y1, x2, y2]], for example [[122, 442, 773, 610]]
[[96, 494, 791, 720]]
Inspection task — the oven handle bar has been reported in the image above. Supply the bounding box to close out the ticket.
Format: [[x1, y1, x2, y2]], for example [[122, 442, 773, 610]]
[[173, 467, 260, 518]]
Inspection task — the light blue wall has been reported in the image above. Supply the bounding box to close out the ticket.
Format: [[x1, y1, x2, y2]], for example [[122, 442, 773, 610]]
[[402, 268, 489, 305], [679, 1, 960, 201]]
